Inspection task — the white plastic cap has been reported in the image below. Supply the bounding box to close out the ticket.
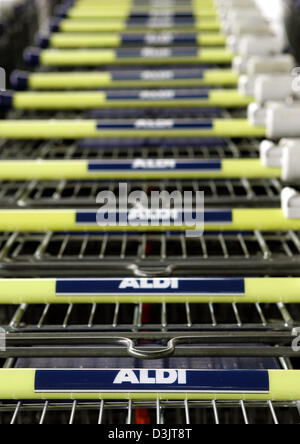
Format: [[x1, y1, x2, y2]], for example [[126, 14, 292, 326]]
[[254, 75, 292, 104], [248, 102, 268, 127], [234, 54, 291, 77], [260, 138, 300, 181], [281, 139, 300, 182], [260, 140, 283, 168], [216, 0, 256, 11], [240, 74, 292, 103], [239, 73, 291, 100], [227, 36, 240, 53], [223, 15, 266, 34], [246, 55, 294, 75], [229, 21, 272, 36], [267, 105, 300, 139], [237, 35, 282, 57], [248, 101, 286, 127], [232, 56, 248, 74], [239, 75, 257, 97], [227, 9, 263, 23], [235, 54, 295, 75]]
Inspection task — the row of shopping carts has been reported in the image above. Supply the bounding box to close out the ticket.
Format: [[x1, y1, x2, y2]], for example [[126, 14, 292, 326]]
[[1, 0, 300, 425], [0, 0, 41, 83]]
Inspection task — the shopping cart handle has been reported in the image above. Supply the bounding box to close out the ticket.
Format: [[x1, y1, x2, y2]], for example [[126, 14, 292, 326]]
[[9, 68, 239, 91], [36, 34, 50, 49], [37, 31, 226, 49], [5, 89, 252, 110], [23, 47, 234, 67], [0, 158, 281, 180], [0, 206, 300, 231], [0, 118, 267, 139]]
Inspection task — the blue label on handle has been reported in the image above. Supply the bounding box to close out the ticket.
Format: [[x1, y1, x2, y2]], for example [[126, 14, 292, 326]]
[[56, 278, 245, 296], [35, 369, 269, 393], [88, 159, 221, 171]]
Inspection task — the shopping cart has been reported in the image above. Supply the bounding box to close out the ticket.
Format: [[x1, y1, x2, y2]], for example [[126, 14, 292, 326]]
[[0, 0, 39, 79]]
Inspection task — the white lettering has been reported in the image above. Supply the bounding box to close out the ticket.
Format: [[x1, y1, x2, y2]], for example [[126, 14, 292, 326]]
[[113, 369, 187, 385], [134, 118, 174, 129], [145, 32, 174, 45], [140, 278, 153, 289], [146, 18, 174, 28], [118, 278, 179, 290]]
